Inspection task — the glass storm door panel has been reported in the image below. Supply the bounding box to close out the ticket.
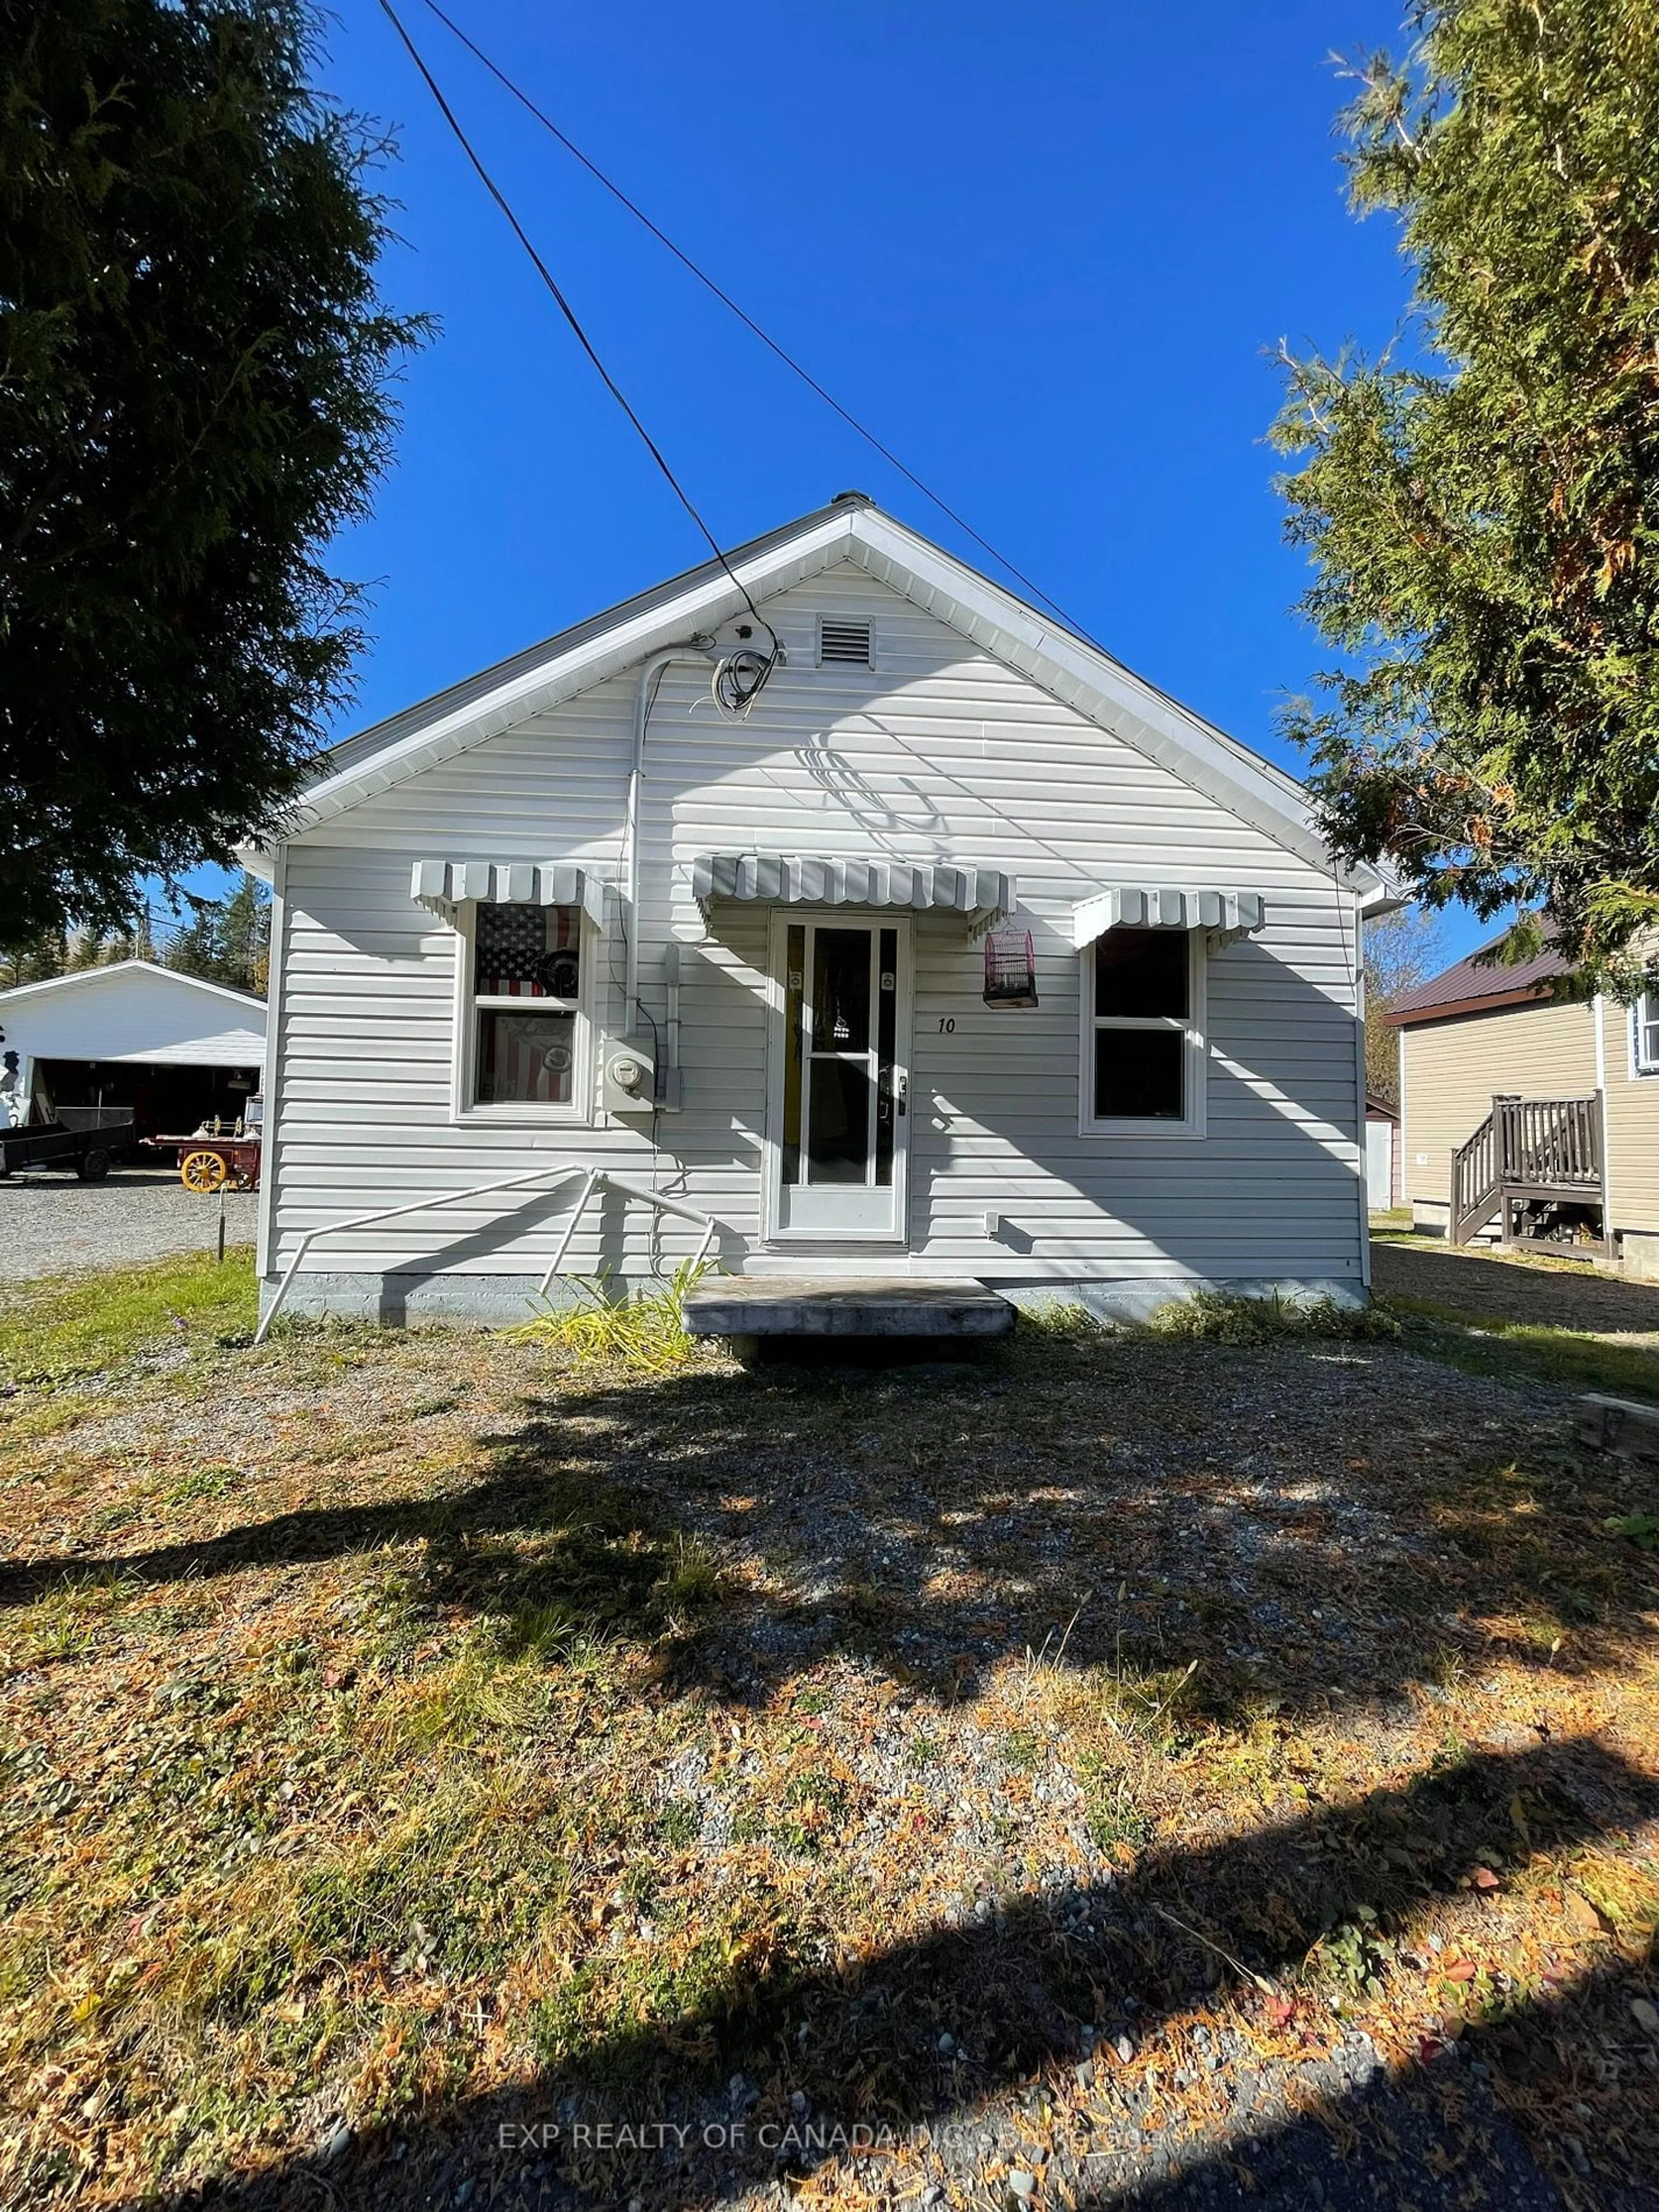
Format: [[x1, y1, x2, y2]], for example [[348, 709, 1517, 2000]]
[[772, 916, 908, 1239]]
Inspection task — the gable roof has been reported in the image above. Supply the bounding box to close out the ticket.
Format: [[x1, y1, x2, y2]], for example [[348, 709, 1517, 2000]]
[[0, 960, 267, 1017], [1385, 929, 1572, 1027], [275, 496, 1395, 901]]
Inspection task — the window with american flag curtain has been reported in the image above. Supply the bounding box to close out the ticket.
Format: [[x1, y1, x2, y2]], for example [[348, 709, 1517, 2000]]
[[471, 904, 582, 1108]]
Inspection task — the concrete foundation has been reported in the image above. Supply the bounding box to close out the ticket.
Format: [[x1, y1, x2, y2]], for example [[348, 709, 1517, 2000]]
[[259, 1269, 1371, 1332]]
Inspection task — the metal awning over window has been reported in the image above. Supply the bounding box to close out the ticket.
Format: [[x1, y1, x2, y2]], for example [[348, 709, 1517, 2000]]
[[410, 860, 607, 926], [1071, 886, 1265, 949], [690, 852, 1016, 935]]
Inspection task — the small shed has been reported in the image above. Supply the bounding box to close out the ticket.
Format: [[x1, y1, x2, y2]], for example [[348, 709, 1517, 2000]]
[[1364, 1092, 1400, 1208], [0, 962, 265, 1141]]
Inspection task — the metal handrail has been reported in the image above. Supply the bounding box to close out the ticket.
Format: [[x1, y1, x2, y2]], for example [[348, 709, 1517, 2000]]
[[534, 1167, 718, 1296], [254, 1163, 718, 1344]]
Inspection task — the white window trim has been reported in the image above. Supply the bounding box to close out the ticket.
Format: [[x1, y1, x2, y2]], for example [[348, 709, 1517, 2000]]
[[448, 899, 596, 1126], [1077, 928, 1208, 1140], [1632, 989, 1659, 1079]]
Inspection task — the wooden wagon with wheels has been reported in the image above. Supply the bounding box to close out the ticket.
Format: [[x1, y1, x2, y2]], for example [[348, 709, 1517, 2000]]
[[146, 1132, 262, 1192]]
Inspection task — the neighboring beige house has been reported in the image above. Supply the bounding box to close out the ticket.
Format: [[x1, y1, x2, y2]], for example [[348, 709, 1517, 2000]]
[[1388, 933, 1659, 1274]]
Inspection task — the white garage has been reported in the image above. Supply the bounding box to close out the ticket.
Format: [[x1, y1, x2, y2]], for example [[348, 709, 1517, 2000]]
[[0, 962, 266, 1141]]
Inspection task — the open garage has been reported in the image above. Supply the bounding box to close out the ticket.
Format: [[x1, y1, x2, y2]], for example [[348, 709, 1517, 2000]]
[[0, 961, 265, 1144]]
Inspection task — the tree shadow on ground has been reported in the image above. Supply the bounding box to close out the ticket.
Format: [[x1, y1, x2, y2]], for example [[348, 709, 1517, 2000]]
[[154, 1738, 1659, 2211], [1373, 1238, 1659, 1338], [6, 1329, 1655, 1722]]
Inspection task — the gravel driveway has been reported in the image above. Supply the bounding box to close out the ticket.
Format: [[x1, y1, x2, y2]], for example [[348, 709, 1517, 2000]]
[[0, 1164, 257, 1278]]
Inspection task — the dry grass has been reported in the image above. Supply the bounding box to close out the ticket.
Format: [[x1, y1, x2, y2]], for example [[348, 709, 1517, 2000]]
[[1, 1255, 1656, 2212]]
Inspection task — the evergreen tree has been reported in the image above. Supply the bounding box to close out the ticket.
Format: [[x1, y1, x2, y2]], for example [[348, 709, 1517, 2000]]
[[1, 1, 426, 950], [162, 907, 223, 984], [218, 872, 271, 995], [1273, 0, 1659, 985]]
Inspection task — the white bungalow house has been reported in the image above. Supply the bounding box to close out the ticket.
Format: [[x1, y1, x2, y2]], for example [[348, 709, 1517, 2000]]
[[249, 496, 1394, 1332]]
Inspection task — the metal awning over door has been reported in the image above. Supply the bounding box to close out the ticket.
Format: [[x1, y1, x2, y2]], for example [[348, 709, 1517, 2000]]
[[691, 852, 1015, 935]]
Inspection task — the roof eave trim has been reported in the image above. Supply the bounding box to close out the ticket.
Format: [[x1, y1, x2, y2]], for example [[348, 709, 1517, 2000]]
[[843, 515, 1386, 893], [0, 960, 268, 1013], [290, 513, 858, 835], [1386, 984, 1565, 1027]]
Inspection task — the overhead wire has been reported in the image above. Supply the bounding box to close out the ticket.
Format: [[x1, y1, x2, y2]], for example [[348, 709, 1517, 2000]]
[[374, 0, 780, 713], [410, 0, 1105, 652]]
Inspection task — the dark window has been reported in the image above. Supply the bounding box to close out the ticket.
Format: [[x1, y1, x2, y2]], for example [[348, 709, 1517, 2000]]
[[1093, 1027, 1184, 1119], [1093, 928, 1187, 1018], [807, 1061, 872, 1180], [1089, 928, 1196, 1123], [812, 928, 871, 1052]]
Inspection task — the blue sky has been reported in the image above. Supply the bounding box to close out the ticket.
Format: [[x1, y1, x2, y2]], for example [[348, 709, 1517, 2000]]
[[202, 0, 1476, 963]]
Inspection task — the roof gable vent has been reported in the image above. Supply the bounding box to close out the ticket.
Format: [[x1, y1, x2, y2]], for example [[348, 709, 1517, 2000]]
[[817, 617, 872, 667]]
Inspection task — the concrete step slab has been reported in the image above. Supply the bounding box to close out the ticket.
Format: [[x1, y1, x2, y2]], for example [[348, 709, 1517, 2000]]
[[683, 1276, 1014, 1339]]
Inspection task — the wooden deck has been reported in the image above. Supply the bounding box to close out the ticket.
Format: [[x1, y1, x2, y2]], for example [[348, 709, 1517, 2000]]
[[1451, 1093, 1607, 1252]]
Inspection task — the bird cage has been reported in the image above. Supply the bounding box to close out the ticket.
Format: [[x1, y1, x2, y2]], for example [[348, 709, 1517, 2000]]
[[982, 928, 1038, 1008]]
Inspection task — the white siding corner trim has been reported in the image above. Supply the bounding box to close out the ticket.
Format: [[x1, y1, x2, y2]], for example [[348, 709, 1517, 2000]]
[[411, 859, 607, 926], [1071, 886, 1266, 948]]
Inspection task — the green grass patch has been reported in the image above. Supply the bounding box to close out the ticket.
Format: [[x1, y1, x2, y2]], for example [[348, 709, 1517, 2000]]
[[1147, 1288, 1401, 1346], [0, 1247, 257, 1389], [1389, 1295, 1659, 1403]]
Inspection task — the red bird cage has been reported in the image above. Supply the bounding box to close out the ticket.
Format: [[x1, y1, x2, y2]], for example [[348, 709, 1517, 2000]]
[[982, 928, 1039, 1008]]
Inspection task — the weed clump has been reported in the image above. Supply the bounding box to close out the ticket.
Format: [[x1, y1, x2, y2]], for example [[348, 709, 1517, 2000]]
[[512, 1259, 710, 1373], [1147, 1289, 1401, 1345]]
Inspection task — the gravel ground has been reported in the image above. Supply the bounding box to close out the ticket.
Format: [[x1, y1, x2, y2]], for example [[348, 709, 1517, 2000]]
[[5, 1308, 1657, 2212], [0, 1163, 257, 1276]]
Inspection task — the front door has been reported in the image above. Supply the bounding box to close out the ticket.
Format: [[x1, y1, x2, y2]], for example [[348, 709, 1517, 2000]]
[[767, 913, 910, 1241]]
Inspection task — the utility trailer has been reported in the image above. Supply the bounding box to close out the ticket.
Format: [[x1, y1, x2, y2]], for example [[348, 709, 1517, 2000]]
[[0, 1105, 134, 1181]]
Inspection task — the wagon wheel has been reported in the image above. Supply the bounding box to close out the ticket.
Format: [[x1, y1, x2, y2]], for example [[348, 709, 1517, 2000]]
[[180, 1148, 228, 1193]]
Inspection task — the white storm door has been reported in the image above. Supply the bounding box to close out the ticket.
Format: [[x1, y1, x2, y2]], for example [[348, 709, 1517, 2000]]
[[767, 913, 910, 1241]]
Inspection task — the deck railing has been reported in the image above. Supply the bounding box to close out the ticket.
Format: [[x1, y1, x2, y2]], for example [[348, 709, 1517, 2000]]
[[1451, 1111, 1499, 1246], [1495, 1093, 1602, 1191], [1449, 1092, 1604, 1247]]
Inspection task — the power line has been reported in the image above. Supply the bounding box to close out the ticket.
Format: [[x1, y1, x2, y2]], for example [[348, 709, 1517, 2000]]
[[410, 0, 1103, 649], [375, 0, 772, 648]]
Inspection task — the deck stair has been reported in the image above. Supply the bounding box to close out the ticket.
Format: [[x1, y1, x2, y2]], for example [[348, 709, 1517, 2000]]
[[1451, 1093, 1606, 1251], [683, 1276, 1014, 1349]]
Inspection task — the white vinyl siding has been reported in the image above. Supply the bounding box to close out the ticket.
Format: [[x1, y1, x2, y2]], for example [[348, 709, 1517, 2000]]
[[261, 564, 1366, 1288]]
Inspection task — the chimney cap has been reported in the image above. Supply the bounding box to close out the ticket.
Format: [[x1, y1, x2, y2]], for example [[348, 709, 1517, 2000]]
[[830, 488, 871, 506]]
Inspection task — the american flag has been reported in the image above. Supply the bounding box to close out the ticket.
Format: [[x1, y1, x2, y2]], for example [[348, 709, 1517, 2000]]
[[479, 1011, 574, 1105], [476, 904, 578, 998]]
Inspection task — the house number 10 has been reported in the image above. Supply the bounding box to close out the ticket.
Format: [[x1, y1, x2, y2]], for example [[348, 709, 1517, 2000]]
[[938, 1016, 955, 1033]]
